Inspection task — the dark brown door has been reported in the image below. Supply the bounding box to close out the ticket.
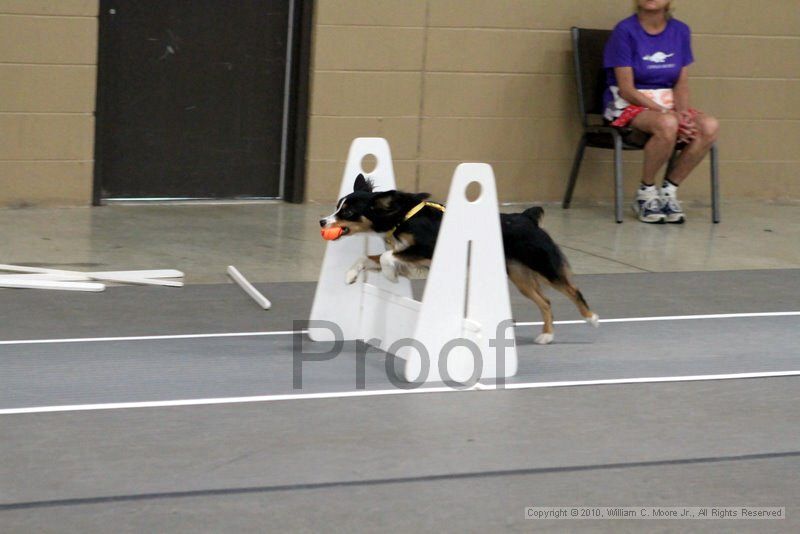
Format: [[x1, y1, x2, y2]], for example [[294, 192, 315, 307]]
[[96, 0, 290, 200]]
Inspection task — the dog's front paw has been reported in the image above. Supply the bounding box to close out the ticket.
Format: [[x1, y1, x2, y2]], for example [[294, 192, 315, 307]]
[[535, 333, 554, 345], [586, 313, 600, 328], [345, 268, 360, 285], [345, 257, 368, 284]]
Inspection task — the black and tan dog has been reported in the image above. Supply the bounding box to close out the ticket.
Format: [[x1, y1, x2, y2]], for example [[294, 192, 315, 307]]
[[320, 174, 599, 344]]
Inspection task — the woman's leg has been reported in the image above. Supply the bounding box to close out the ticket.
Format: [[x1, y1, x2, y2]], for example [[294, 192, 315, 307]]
[[630, 111, 679, 185], [664, 114, 720, 185], [628, 111, 679, 222]]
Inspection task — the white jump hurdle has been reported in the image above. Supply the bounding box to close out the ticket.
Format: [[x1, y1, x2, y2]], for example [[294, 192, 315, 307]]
[[309, 138, 518, 384]]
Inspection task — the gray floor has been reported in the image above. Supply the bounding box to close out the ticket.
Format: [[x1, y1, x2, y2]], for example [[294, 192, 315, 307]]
[[3, 269, 799, 340], [2, 200, 799, 285], [1, 381, 798, 532], [1, 269, 799, 532]]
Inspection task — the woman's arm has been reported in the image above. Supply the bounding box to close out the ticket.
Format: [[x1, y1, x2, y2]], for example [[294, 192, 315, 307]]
[[613, 67, 668, 112], [672, 67, 691, 113], [672, 66, 697, 137]]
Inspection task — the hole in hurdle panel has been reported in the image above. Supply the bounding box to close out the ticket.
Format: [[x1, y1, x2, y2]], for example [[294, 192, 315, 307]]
[[360, 153, 378, 174], [465, 181, 482, 203]]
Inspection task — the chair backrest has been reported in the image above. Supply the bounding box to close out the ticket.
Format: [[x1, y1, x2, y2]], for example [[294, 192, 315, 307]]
[[571, 27, 612, 126]]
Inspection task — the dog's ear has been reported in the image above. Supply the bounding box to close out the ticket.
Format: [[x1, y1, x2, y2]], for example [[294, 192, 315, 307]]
[[372, 191, 399, 212], [353, 174, 374, 192]]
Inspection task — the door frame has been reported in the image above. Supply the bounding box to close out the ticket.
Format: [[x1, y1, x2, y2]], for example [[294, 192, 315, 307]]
[[92, 0, 314, 205]]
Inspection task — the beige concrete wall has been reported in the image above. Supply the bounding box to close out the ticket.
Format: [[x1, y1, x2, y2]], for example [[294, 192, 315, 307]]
[[306, 0, 800, 205], [0, 0, 97, 206]]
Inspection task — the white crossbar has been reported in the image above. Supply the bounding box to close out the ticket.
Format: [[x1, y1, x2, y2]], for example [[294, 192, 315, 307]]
[[360, 282, 421, 347], [0, 273, 90, 282], [0, 265, 184, 286], [0, 278, 105, 292]]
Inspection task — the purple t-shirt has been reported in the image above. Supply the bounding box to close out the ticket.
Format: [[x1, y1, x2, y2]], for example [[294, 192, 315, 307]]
[[602, 14, 694, 110]]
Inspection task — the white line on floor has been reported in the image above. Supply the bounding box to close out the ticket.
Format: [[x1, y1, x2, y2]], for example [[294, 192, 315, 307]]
[[0, 330, 305, 346], [1, 311, 798, 346], [515, 311, 800, 327], [1, 370, 798, 415]]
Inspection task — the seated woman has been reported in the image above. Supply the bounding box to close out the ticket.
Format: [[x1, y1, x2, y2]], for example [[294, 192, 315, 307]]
[[603, 0, 719, 223]]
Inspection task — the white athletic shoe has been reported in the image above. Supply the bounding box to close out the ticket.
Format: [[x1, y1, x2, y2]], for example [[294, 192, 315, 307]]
[[661, 193, 686, 224], [632, 190, 666, 224]]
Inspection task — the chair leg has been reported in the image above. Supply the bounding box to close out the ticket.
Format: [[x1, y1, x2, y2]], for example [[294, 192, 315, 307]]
[[613, 132, 624, 223], [563, 135, 587, 209], [710, 143, 720, 223]]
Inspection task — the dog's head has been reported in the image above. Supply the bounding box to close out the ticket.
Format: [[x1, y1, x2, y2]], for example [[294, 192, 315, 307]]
[[319, 174, 425, 239]]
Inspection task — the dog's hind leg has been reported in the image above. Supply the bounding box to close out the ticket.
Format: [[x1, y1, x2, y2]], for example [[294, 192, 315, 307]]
[[550, 276, 599, 328], [346, 255, 381, 284], [507, 261, 555, 344]]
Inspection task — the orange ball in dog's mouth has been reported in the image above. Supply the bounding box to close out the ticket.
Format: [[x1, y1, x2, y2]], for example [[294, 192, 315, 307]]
[[320, 227, 347, 240]]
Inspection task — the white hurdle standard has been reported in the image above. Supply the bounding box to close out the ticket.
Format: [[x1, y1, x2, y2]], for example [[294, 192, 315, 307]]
[[309, 137, 517, 384]]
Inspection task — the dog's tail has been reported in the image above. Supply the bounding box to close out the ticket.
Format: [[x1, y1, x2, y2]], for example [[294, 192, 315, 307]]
[[522, 206, 544, 225]]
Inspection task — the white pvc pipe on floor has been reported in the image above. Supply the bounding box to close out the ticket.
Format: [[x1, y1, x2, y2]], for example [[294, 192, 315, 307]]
[[0, 278, 105, 292], [227, 266, 271, 309]]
